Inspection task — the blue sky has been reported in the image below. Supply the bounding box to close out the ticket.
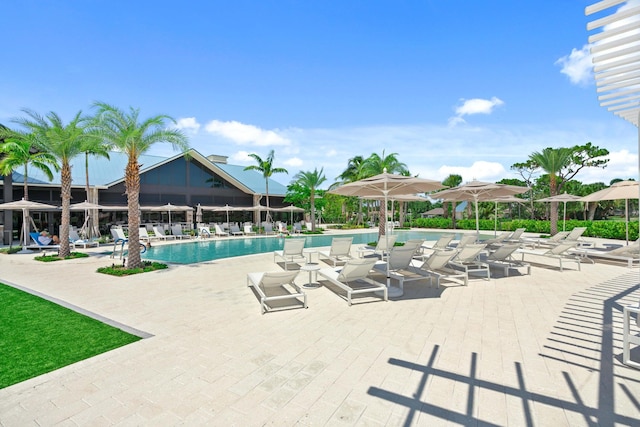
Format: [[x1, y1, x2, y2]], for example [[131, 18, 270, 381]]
[[2, 0, 638, 188]]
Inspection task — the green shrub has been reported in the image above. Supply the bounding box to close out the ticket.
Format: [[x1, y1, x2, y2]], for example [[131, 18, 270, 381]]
[[97, 261, 168, 276], [35, 252, 90, 262]]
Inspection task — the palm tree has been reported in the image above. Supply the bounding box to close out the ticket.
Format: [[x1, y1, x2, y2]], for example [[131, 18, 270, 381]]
[[12, 110, 89, 257], [92, 102, 189, 268], [529, 147, 572, 235], [335, 155, 367, 225], [442, 174, 462, 228], [244, 150, 288, 222], [0, 129, 58, 200], [293, 168, 326, 232], [362, 151, 408, 237]]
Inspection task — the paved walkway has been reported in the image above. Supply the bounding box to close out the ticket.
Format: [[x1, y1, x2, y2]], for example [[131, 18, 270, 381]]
[[0, 231, 639, 426]]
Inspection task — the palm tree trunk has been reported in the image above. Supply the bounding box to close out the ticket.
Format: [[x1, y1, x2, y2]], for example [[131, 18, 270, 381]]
[[378, 200, 386, 238], [310, 189, 316, 232], [23, 164, 29, 200], [126, 158, 142, 268], [265, 179, 271, 223], [59, 162, 72, 257], [549, 176, 559, 235]]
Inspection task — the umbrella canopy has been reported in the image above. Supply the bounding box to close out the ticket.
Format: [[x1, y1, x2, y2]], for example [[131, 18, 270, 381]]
[[489, 195, 527, 236], [147, 203, 194, 227], [537, 192, 583, 232], [329, 171, 445, 297], [68, 201, 106, 211], [581, 181, 639, 243], [0, 198, 57, 251], [273, 205, 305, 225], [435, 181, 529, 234]]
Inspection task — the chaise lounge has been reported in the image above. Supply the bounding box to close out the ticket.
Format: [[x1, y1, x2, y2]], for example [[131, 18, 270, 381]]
[[317, 258, 388, 305], [247, 270, 307, 314]]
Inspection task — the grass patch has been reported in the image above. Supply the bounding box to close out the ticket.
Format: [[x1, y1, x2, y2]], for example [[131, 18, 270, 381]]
[[367, 241, 405, 247], [97, 261, 168, 276], [35, 252, 90, 262], [0, 247, 22, 254], [0, 283, 141, 389]]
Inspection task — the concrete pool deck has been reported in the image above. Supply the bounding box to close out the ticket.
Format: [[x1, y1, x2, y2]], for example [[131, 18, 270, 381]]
[[0, 229, 639, 426]]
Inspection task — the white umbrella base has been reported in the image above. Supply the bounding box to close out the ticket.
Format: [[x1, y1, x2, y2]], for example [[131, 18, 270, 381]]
[[376, 286, 403, 298]]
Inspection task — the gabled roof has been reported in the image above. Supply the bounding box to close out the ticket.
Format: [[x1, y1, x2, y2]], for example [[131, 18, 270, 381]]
[[5, 149, 289, 196]]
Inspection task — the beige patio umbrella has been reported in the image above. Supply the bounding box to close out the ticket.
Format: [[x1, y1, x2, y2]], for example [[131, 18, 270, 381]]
[[68, 200, 106, 239], [273, 205, 305, 225], [435, 181, 530, 235], [147, 203, 193, 228], [489, 195, 527, 236], [329, 170, 445, 298], [581, 180, 639, 244], [537, 192, 583, 232], [0, 198, 57, 252]]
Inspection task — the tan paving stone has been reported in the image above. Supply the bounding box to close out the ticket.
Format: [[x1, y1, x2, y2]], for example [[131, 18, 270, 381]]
[[0, 232, 639, 425]]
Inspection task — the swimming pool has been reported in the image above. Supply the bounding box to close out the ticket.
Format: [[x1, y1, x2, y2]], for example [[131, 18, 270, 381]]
[[142, 230, 464, 264]]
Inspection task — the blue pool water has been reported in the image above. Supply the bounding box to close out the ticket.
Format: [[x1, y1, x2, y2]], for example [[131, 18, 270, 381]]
[[142, 230, 464, 264]]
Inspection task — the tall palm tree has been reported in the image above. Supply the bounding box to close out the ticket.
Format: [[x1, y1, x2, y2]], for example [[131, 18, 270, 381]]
[[293, 168, 326, 232], [335, 155, 367, 225], [529, 147, 572, 235], [92, 102, 189, 268], [12, 110, 89, 257], [244, 150, 288, 222], [362, 151, 408, 237], [0, 129, 58, 200], [442, 174, 462, 228]]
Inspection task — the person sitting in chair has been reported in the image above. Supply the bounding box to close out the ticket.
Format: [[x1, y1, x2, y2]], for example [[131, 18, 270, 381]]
[[38, 230, 59, 245]]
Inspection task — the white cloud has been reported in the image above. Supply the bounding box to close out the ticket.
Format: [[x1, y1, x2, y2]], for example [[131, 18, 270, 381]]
[[229, 150, 254, 163], [455, 97, 504, 116], [204, 120, 291, 146], [449, 97, 504, 127], [578, 149, 639, 184], [283, 157, 303, 167], [175, 117, 200, 134], [555, 45, 593, 86], [438, 161, 507, 183]]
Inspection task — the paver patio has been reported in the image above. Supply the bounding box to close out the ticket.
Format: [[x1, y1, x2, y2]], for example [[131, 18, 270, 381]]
[[0, 231, 638, 426]]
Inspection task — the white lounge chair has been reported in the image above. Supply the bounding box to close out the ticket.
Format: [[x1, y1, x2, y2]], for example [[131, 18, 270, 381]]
[[448, 243, 490, 280], [318, 237, 353, 267], [263, 223, 276, 235], [292, 223, 303, 234], [214, 224, 229, 237], [154, 226, 176, 240], [504, 228, 526, 243], [523, 231, 570, 248], [274, 238, 307, 270], [484, 243, 531, 276], [373, 245, 424, 291], [573, 239, 639, 268], [247, 270, 307, 314], [423, 234, 455, 251], [317, 258, 387, 306], [518, 242, 581, 272], [623, 303, 640, 368], [139, 227, 154, 243], [358, 235, 398, 260], [69, 228, 99, 248], [414, 249, 467, 288], [28, 232, 60, 252], [453, 234, 477, 249], [229, 224, 244, 236], [480, 231, 513, 247], [243, 224, 256, 235], [171, 224, 192, 239]]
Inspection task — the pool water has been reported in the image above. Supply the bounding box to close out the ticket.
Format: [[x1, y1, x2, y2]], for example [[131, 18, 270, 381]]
[[142, 230, 464, 264]]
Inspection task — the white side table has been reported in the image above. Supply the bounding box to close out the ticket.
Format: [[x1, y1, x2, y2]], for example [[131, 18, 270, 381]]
[[623, 303, 640, 369], [300, 263, 321, 288]]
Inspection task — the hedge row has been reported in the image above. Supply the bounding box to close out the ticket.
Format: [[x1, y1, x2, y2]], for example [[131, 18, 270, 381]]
[[410, 217, 638, 241]]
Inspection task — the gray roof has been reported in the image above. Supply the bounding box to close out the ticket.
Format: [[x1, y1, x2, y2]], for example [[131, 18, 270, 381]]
[[8, 150, 288, 196], [215, 163, 288, 196]]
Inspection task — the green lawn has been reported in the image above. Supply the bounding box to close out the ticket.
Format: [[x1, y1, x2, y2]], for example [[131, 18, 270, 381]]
[[0, 283, 142, 389]]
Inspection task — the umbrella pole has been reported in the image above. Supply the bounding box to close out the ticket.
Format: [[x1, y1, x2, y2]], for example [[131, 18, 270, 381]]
[[563, 202, 567, 232], [474, 196, 480, 236], [625, 199, 629, 244], [494, 201, 498, 237]]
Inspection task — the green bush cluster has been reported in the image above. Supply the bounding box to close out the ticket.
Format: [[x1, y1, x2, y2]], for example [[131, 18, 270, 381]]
[[410, 217, 637, 241]]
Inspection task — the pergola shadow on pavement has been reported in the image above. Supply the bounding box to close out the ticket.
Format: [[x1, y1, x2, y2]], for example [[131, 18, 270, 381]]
[[368, 272, 640, 426]]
